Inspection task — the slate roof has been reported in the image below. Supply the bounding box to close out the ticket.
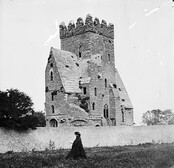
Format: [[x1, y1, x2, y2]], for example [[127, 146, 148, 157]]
[[114, 68, 133, 108], [52, 48, 81, 93]]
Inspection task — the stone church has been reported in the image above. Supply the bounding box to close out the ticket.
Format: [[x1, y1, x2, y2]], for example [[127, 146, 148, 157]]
[[45, 15, 134, 127]]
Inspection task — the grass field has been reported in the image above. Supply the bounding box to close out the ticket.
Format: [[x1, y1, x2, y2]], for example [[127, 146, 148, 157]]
[[0, 143, 174, 168]]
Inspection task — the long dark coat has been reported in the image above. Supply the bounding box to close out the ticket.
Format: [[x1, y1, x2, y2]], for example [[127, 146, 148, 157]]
[[66, 136, 87, 159]]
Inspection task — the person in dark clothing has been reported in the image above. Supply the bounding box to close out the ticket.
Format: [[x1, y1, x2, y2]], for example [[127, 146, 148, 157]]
[[66, 132, 87, 160]]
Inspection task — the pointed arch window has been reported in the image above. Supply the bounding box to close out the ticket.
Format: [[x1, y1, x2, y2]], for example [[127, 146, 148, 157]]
[[51, 92, 54, 101], [105, 78, 107, 88], [50, 71, 53, 81], [51, 105, 55, 113], [108, 54, 110, 61], [104, 104, 108, 118], [79, 45, 82, 58], [83, 87, 86, 95], [92, 102, 95, 110], [122, 110, 124, 122], [94, 87, 97, 96]]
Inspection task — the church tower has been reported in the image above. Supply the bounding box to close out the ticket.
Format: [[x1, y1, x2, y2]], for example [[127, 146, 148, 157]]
[[59, 15, 118, 123]]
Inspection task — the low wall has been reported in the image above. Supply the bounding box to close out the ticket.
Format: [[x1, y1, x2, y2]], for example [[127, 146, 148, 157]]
[[0, 125, 174, 153]]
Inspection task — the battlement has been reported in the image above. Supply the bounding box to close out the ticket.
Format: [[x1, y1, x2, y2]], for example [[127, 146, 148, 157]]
[[59, 14, 114, 39]]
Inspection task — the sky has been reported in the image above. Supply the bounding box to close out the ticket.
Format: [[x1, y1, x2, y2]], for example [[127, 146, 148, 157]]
[[0, 0, 174, 125]]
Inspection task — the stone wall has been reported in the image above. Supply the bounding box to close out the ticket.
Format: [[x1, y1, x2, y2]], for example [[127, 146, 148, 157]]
[[0, 125, 174, 153]]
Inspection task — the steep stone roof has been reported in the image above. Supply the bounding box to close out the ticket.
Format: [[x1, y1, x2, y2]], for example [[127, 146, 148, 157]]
[[114, 68, 133, 108], [68, 103, 88, 119], [51, 48, 102, 93], [51, 48, 81, 93]]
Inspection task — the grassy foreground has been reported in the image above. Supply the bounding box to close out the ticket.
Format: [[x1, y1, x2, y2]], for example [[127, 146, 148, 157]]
[[0, 143, 174, 168]]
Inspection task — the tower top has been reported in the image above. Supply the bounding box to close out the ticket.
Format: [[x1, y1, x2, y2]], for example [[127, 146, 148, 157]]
[[59, 14, 114, 39]]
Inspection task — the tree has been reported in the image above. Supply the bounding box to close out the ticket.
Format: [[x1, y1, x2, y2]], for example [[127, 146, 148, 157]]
[[33, 111, 46, 127], [142, 109, 174, 125], [0, 88, 45, 130]]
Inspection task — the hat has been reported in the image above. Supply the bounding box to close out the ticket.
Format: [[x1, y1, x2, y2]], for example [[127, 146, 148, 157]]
[[75, 132, 81, 136]]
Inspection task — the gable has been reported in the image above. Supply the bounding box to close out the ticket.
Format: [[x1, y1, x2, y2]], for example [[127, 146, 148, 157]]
[[51, 48, 81, 93]]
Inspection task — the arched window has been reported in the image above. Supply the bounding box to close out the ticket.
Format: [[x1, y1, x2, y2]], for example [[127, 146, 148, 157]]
[[104, 104, 108, 118], [51, 92, 54, 101], [94, 87, 97, 96], [105, 79, 107, 88], [83, 87, 86, 95], [79, 45, 82, 58], [122, 110, 124, 122], [108, 54, 110, 61], [92, 102, 95, 110], [50, 71, 53, 81], [51, 105, 54, 113]]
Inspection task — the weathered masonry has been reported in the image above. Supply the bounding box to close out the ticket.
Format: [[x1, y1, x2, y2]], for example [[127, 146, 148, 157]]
[[45, 15, 134, 127]]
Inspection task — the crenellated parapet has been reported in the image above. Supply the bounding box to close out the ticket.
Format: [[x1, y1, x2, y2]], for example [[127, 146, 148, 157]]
[[59, 14, 114, 39]]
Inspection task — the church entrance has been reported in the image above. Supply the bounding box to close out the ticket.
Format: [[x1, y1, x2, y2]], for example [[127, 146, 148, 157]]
[[49, 119, 58, 127]]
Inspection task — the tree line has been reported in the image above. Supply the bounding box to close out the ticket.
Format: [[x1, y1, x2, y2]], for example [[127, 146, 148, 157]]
[[142, 109, 174, 125], [0, 89, 45, 131]]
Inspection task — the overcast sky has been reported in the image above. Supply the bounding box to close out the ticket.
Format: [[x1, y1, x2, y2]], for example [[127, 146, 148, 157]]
[[0, 0, 174, 125]]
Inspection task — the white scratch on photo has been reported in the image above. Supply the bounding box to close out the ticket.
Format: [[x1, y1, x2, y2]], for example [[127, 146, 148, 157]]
[[145, 7, 159, 16], [145, 0, 171, 17], [45, 20, 59, 46], [129, 22, 136, 29]]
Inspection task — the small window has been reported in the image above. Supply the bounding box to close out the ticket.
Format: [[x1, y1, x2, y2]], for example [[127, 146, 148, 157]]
[[92, 102, 95, 110], [119, 88, 121, 91], [51, 92, 54, 101], [79, 45, 82, 58], [51, 105, 55, 113], [109, 40, 111, 43], [105, 79, 107, 88], [122, 99, 125, 102], [83, 87, 86, 95], [104, 104, 108, 118], [50, 71, 53, 81], [94, 87, 97, 96], [45, 87, 48, 92], [113, 84, 117, 88], [108, 54, 110, 61], [50, 63, 53, 67], [79, 52, 81, 58], [122, 111, 124, 122], [65, 65, 69, 68]]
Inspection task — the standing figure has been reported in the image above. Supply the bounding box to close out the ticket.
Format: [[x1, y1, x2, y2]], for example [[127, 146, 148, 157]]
[[66, 132, 87, 160]]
